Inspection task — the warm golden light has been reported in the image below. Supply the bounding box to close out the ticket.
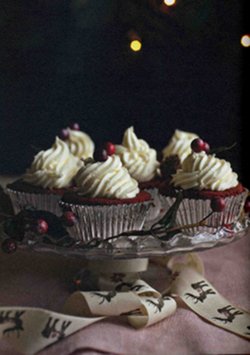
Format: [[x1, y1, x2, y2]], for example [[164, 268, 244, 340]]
[[130, 40, 142, 52], [241, 34, 250, 47], [163, 0, 176, 6]]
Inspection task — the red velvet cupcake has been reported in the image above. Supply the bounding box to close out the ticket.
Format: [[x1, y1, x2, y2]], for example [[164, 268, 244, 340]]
[[6, 137, 83, 216], [60, 155, 152, 243], [159, 145, 248, 234]]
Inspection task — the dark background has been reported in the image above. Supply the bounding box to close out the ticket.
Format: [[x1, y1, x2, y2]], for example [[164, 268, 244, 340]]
[[0, 0, 249, 186]]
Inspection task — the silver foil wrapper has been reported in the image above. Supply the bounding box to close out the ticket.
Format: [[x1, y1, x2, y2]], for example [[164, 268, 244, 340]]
[[59, 200, 152, 243]]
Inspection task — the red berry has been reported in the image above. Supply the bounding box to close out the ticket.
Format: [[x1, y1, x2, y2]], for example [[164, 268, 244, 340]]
[[94, 148, 108, 162], [59, 128, 69, 140], [203, 142, 210, 153], [244, 198, 250, 214], [62, 211, 77, 227], [210, 197, 226, 212], [1, 239, 17, 254], [105, 141, 116, 156], [191, 138, 205, 153], [69, 122, 80, 131], [36, 219, 49, 235]]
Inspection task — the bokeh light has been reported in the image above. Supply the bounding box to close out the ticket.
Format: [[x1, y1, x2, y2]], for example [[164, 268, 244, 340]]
[[163, 0, 176, 6], [130, 40, 142, 52], [241, 34, 250, 47]]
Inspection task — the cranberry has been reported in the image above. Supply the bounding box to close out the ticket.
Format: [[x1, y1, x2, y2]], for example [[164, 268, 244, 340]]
[[59, 128, 69, 140], [105, 141, 116, 156], [210, 197, 226, 212], [203, 142, 210, 153], [62, 211, 77, 227], [1, 239, 17, 254], [94, 147, 108, 162], [69, 122, 80, 131], [191, 138, 210, 153], [36, 219, 49, 235], [244, 198, 250, 214]]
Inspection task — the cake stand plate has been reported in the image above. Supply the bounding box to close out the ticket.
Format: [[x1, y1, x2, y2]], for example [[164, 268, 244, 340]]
[[13, 220, 249, 260]]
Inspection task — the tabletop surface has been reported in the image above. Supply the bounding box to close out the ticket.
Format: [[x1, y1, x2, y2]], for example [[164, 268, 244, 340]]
[[0, 176, 250, 354], [0, 232, 250, 355]]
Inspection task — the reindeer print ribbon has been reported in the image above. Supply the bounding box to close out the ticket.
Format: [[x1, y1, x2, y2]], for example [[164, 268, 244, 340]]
[[0, 254, 250, 355]]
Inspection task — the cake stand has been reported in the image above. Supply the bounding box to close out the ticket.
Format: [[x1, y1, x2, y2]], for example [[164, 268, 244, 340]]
[[3, 218, 248, 292]]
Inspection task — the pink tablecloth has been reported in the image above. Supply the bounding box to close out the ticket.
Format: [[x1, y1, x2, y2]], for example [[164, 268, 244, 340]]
[[0, 233, 250, 355]]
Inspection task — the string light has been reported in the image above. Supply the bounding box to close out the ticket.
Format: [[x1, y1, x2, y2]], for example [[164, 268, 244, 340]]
[[163, 0, 176, 6], [241, 34, 250, 48], [130, 39, 142, 52]]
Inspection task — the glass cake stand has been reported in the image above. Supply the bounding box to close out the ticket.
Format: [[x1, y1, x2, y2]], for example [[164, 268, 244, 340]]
[[13, 219, 249, 260]]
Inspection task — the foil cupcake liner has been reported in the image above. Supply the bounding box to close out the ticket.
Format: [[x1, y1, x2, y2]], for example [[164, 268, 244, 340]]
[[142, 188, 163, 229], [6, 188, 62, 216], [59, 201, 152, 243], [160, 190, 248, 235]]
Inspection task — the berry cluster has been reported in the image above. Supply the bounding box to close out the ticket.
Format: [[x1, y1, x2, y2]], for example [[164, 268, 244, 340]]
[[59, 122, 80, 140], [1, 208, 77, 254], [93, 141, 116, 162], [191, 138, 210, 154]]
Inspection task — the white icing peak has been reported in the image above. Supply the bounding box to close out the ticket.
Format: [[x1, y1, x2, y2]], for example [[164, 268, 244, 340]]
[[162, 129, 199, 163], [66, 129, 94, 159], [23, 137, 83, 189], [75, 155, 139, 199], [171, 151, 239, 191], [115, 126, 159, 182]]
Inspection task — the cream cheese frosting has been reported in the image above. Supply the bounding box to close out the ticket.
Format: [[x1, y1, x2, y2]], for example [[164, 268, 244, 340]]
[[115, 127, 159, 182], [162, 129, 199, 163], [23, 137, 83, 189], [66, 129, 94, 159], [74, 155, 139, 199], [171, 151, 239, 191]]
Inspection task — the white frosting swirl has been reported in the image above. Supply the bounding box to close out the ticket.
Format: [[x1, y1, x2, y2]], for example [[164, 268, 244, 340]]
[[115, 127, 159, 182], [75, 155, 139, 199], [66, 129, 94, 159], [171, 151, 239, 191], [24, 137, 83, 189], [162, 129, 199, 163]]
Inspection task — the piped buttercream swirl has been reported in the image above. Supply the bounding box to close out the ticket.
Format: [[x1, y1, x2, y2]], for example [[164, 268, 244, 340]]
[[171, 151, 239, 191], [66, 129, 94, 159], [75, 155, 139, 199], [162, 129, 199, 163], [115, 127, 159, 182], [23, 137, 83, 189]]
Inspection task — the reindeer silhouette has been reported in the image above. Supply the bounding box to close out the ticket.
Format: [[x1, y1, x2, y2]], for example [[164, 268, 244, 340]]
[[41, 317, 71, 340], [0, 310, 25, 337], [213, 305, 244, 324], [146, 297, 165, 313], [185, 280, 216, 304], [92, 290, 117, 304], [245, 326, 250, 335]]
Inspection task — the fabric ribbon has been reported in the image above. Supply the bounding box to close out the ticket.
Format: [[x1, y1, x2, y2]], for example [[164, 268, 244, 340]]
[[0, 253, 249, 355]]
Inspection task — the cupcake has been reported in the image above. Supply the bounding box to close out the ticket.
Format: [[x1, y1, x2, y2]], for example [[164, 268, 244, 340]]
[[160, 139, 248, 234], [59, 123, 94, 160], [60, 154, 152, 243], [115, 126, 161, 226], [6, 137, 83, 216]]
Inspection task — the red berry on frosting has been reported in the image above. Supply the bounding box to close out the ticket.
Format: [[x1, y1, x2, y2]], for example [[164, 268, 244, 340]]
[[59, 128, 69, 140], [203, 142, 210, 153], [94, 147, 108, 162], [69, 122, 80, 131], [1, 238, 17, 254], [62, 211, 77, 227], [191, 138, 206, 153], [36, 219, 49, 235], [244, 198, 250, 214], [105, 142, 116, 156], [210, 197, 226, 212]]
